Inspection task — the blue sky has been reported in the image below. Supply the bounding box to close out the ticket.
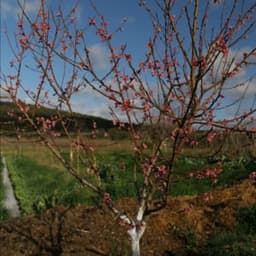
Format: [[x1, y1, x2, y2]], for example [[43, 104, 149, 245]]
[[1, 0, 256, 122], [0, 0, 152, 118]]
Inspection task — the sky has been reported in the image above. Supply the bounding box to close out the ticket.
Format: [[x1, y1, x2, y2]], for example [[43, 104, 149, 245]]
[[0, 0, 153, 118], [0, 0, 256, 122]]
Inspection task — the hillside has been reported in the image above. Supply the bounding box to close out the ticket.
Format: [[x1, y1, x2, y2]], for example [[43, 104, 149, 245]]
[[0, 101, 114, 134]]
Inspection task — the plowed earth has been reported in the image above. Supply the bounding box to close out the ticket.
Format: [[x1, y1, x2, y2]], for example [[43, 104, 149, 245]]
[[0, 180, 255, 256]]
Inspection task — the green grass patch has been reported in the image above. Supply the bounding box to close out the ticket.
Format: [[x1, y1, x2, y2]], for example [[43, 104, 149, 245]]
[[5, 152, 141, 215], [169, 157, 256, 196], [170, 157, 212, 196], [218, 158, 256, 186], [6, 155, 100, 215], [201, 232, 256, 256], [5, 151, 256, 216], [97, 152, 139, 200]]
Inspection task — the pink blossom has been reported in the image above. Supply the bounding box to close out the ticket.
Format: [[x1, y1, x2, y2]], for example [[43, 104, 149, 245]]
[[142, 143, 148, 149], [147, 41, 153, 49], [96, 28, 112, 41], [61, 41, 68, 52], [215, 34, 228, 56], [19, 35, 30, 50], [17, 20, 23, 28], [103, 193, 111, 202], [89, 18, 96, 26], [93, 121, 97, 129], [249, 172, 256, 180], [207, 132, 217, 142], [157, 165, 167, 176], [138, 1, 146, 7], [170, 15, 175, 22], [7, 75, 17, 80], [71, 7, 77, 13], [189, 172, 194, 178], [121, 99, 131, 111], [122, 75, 129, 83], [143, 103, 151, 111], [125, 54, 132, 62]]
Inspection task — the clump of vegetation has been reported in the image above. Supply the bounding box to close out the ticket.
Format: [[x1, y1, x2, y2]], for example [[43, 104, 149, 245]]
[[169, 224, 198, 255], [237, 204, 256, 234], [6, 155, 98, 215], [201, 232, 256, 256], [200, 205, 256, 256]]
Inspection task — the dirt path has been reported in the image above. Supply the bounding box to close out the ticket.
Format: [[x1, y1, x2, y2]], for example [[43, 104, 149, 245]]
[[1, 157, 20, 218]]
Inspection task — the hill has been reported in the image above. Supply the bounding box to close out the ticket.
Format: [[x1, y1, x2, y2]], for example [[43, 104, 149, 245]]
[[0, 101, 114, 135]]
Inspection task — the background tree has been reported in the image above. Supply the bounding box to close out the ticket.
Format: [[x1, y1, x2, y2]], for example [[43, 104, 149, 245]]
[[1, 0, 256, 255]]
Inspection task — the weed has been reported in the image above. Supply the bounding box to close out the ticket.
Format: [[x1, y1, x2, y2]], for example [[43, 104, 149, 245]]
[[169, 224, 198, 255], [200, 205, 256, 256], [201, 231, 256, 256], [237, 204, 256, 234]]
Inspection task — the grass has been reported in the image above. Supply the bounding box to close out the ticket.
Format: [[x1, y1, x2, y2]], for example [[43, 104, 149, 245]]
[[169, 156, 256, 196], [5, 150, 143, 215], [96, 152, 140, 199], [5, 149, 256, 217], [6, 154, 100, 215], [2, 136, 256, 217], [0, 156, 9, 220]]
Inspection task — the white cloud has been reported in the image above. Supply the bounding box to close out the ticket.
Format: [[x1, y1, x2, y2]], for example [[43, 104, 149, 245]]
[[70, 94, 112, 119], [210, 47, 256, 98], [20, 0, 40, 14], [212, 49, 246, 81], [235, 79, 256, 96], [88, 44, 109, 71], [1, 0, 40, 19]]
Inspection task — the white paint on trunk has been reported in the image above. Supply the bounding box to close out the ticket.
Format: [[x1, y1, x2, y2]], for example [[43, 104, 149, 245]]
[[136, 205, 144, 222], [127, 222, 146, 256]]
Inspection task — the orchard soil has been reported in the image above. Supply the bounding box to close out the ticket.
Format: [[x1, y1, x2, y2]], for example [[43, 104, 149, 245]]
[[0, 179, 255, 256]]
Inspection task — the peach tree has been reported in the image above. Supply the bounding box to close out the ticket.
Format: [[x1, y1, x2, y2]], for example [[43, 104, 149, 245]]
[[1, 0, 256, 255]]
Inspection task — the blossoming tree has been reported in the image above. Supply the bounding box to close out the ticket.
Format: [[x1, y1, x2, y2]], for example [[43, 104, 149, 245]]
[[1, 0, 256, 255]]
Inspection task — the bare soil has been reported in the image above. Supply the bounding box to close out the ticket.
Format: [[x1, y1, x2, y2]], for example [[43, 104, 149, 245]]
[[0, 179, 255, 256]]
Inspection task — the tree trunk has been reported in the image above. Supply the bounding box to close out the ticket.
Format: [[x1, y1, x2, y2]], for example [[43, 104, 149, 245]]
[[128, 223, 146, 256]]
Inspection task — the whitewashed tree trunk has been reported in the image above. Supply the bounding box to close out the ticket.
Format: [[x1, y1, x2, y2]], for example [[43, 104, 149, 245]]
[[127, 222, 146, 256], [126, 204, 146, 256]]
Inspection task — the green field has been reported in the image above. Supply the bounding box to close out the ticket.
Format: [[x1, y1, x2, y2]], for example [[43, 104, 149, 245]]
[[3, 146, 256, 216]]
